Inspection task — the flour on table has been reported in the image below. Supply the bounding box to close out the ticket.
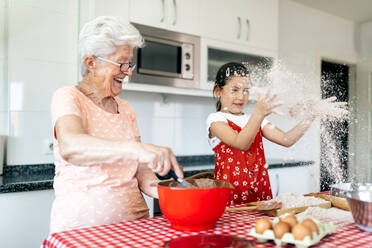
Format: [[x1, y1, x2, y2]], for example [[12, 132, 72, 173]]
[[296, 206, 353, 228], [269, 192, 328, 209]]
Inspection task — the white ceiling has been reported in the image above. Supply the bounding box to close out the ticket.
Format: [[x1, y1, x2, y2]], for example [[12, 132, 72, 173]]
[[292, 0, 372, 23]]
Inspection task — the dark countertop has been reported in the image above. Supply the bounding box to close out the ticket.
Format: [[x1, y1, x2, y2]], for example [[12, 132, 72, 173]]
[[0, 155, 314, 194]]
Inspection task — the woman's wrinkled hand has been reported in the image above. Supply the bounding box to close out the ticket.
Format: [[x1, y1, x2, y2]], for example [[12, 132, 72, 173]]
[[139, 143, 183, 178], [255, 88, 283, 117]]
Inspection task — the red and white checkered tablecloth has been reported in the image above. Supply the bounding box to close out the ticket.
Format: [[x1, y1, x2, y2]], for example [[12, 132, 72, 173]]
[[42, 210, 372, 248]]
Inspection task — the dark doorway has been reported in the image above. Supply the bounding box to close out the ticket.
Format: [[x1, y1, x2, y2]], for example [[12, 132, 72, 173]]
[[320, 61, 349, 191]]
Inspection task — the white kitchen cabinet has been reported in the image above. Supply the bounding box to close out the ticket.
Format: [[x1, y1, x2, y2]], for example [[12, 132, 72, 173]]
[[79, 0, 130, 29], [245, 0, 278, 52], [199, 0, 240, 44], [92, 0, 129, 19], [129, 0, 199, 35], [199, 0, 278, 52], [142, 192, 154, 218], [268, 165, 318, 197], [0, 189, 155, 248], [0, 190, 55, 248]]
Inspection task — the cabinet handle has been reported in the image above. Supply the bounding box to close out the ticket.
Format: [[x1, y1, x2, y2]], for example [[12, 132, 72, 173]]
[[237, 16, 241, 39], [172, 0, 177, 25], [160, 0, 165, 23], [246, 19, 250, 41], [275, 173, 279, 197]]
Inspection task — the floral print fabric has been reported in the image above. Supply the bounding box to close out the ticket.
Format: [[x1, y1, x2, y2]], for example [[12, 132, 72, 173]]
[[213, 119, 272, 205]]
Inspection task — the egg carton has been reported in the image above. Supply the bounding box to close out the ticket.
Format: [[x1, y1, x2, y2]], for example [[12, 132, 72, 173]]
[[248, 217, 335, 248]]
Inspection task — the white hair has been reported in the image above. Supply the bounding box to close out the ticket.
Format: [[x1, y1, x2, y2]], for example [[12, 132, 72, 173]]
[[79, 16, 143, 77]]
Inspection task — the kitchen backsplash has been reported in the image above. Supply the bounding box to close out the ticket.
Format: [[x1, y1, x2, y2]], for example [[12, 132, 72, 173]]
[[5, 86, 316, 165]]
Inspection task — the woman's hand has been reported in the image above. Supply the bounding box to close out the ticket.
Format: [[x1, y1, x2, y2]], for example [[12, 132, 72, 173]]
[[139, 143, 183, 178], [255, 88, 283, 117]]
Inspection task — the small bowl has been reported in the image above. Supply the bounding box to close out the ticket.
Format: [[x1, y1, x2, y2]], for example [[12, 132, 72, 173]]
[[346, 190, 372, 233], [156, 179, 233, 231]]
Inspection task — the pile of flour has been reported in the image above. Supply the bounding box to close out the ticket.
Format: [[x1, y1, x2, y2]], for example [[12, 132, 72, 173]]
[[270, 192, 328, 209], [296, 206, 353, 228]]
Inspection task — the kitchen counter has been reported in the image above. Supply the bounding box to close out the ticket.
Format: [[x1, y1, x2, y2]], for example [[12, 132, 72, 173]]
[[0, 155, 314, 194]]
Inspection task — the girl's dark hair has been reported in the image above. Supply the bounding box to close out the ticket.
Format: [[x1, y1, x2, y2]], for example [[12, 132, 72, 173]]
[[213, 62, 250, 111]]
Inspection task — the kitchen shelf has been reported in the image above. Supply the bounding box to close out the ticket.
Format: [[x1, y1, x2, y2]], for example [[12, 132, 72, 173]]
[[123, 82, 214, 98]]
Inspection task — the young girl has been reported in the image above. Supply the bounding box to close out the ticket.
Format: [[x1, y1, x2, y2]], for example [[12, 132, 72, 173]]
[[206, 62, 317, 205]]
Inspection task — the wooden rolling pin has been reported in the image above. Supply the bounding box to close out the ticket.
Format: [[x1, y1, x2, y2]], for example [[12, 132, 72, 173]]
[[226, 201, 282, 212], [226, 205, 259, 211], [306, 193, 350, 211]]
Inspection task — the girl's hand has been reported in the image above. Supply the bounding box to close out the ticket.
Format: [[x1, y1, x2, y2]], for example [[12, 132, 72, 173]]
[[139, 143, 183, 178], [255, 88, 283, 117], [289, 96, 348, 120]]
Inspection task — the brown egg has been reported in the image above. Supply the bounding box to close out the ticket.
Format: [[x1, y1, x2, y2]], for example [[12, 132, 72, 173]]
[[280, 214, 298, 229], [292, 223, 312, 240], [301, 218, 319, 234], [255, 217, 272, 234], [273, 221, 291, 239]]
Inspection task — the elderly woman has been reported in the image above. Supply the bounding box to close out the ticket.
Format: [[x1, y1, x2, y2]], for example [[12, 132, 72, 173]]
[[49, 16, 183, 233]]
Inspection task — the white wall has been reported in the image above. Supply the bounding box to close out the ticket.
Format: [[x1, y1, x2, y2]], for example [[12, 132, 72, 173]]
[[0, 0, 7, 136], [352, 20, 372, 181], [121, 91, 215, 155], [6, 0, 79, 165], [358, 21, 372, 62]]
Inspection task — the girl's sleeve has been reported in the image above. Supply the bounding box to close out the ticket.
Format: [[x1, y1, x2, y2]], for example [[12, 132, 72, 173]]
[[206, 113, 227, 148], [206, 113, 227, 135], [261, 118, 270, 129], [51, 87, 82, 132]]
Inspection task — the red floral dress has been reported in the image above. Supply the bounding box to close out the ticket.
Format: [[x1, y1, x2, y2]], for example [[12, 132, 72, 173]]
[[213, 119, 272, 205]]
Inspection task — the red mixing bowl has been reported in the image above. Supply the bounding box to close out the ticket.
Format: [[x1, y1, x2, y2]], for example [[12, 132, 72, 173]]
[[156, 179, 234, 231]]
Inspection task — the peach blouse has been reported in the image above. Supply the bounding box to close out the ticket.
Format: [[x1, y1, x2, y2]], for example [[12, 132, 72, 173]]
[[49, 86, 149, 233]]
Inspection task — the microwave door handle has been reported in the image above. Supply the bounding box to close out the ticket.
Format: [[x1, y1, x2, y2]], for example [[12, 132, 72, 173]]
[[160, 0, 165, 23], [172, 0, 177, 25], [237, 16, 241, 39], [246, 19, 250, 41]]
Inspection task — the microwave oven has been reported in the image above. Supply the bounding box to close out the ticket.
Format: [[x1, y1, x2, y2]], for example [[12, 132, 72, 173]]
[[130, 23, 200, 89]]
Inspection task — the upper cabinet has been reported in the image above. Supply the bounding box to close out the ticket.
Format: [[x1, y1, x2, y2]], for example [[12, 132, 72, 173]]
[[199, 0, 278, 52], [79, 0, 130, 30], [129, 0, 199, 35], [83, 0, 277, 52], [92, 0, 129, 20]]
